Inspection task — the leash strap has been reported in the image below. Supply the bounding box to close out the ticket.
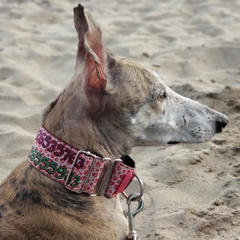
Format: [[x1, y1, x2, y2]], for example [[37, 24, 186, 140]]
[[27, 126, 135, 198]]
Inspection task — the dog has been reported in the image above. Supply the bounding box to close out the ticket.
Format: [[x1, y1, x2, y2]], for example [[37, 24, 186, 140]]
[[0, 4, 228, 240]]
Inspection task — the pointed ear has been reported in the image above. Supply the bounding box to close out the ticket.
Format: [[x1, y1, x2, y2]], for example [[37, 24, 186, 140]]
[[74, 4, 107, 106], [73, 4, 88, 69]]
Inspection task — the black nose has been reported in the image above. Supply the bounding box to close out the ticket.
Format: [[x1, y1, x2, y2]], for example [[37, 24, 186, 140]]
[[215, 117, 228, 133]]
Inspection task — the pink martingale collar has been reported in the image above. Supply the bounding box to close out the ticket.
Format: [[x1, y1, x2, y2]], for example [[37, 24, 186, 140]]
[[27, 126, 136, 198]]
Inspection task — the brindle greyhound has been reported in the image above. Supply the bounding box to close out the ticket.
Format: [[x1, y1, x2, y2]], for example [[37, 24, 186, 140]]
[[0, 4, 228, 240]]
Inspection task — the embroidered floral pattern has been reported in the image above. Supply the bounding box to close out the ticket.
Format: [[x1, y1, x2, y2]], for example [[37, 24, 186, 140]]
[[105, 161, 135, 197], [27, 126, 136, 197]]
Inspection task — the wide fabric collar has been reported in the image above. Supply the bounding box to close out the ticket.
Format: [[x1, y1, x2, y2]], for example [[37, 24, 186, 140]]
[[27, 126, 136, 198]]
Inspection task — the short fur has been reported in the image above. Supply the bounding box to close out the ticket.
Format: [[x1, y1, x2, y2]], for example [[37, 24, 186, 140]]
[[0, 4, 228, 240]]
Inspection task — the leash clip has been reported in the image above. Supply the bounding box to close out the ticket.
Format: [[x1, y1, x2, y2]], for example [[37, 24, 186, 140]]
[[123, 174, 144, 240], [124, 193, 144, 240]]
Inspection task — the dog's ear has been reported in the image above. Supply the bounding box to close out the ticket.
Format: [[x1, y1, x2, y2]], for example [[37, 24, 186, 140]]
[[74, 4, 88, 69], [74, 4, 107, 107]]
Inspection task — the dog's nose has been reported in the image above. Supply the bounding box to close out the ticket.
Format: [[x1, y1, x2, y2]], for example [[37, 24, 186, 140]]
[[215, 115, 228, 133]]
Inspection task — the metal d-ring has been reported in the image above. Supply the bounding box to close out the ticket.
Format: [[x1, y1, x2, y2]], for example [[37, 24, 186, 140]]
[[122, 174, 144, 202]]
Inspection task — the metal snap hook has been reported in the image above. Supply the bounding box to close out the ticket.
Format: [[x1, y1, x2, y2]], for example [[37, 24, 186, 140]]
[[124, 193, 144, 240]]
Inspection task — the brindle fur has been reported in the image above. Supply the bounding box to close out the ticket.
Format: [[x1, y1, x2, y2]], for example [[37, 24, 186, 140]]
[[0, 4, 228, 240]]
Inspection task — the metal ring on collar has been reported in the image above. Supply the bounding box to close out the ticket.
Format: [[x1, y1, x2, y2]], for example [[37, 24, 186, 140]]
[[122, 174, 144, 201]]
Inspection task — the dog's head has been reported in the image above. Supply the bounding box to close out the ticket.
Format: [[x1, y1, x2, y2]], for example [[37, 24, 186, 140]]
[[43, 4, 228, 156]]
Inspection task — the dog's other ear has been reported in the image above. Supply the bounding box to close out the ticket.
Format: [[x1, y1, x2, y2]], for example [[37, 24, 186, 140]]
[[74, 4, 88, 69], [74, 4, 107, 107]]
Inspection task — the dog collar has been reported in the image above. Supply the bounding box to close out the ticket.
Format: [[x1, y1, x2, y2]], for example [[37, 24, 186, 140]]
[[27, 126, 136, 198]]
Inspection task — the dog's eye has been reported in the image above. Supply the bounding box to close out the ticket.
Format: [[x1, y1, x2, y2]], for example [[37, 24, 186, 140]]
[[157, 91, 167, 101]]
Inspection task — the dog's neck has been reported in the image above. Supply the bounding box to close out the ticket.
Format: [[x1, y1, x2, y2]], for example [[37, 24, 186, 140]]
[[42, 89, 134, 160]]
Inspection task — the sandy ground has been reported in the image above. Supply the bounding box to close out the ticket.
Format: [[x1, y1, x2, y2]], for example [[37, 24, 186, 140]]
[[0, 0, 240, 239]]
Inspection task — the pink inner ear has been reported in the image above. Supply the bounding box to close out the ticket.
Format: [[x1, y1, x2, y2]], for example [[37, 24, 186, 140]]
[[85, 29, 105, 66], [80, 12, 108, 102], [84, 54, 107, 95]]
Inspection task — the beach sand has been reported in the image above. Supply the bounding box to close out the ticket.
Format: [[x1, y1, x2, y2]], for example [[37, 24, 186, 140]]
[[0, 0, 240, 239]]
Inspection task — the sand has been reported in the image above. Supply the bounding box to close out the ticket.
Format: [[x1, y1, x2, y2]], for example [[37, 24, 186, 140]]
[[0, 0, 240, 239]]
